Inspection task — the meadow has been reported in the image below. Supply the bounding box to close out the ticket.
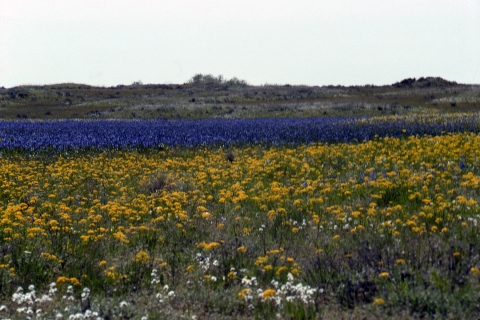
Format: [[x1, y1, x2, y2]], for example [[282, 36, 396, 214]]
[[1, 112, 480, 319], [1, 76, 480, 319]]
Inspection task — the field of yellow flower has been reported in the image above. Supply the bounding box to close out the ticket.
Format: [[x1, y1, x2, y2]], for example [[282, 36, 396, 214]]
[[1, 132, 480, 318]]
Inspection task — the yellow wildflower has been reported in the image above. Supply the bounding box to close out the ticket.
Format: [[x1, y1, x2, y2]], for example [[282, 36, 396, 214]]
[[470, 267, 480, 276], [238, 288, 251, 300], [185, 264, 194, 274], [237, 246, 247, 253], [56, 276, 70, 285], [203, 242, 220, 251], [70, 278, 81, 286], [262, 289, 276, 300], [135, 251, 150, 264], [263, 265, 273, 271]]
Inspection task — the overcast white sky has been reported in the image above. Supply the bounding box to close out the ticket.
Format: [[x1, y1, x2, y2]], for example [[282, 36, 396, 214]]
[[1, 0, 479, 87]]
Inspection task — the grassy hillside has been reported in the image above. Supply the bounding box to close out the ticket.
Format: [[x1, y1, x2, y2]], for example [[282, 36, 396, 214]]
[[1, 76, 479, 120]]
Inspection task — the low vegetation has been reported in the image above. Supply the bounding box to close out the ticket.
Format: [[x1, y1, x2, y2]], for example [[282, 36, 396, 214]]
[[1, 76, 480, 319], [0, 76, 479, 120], [1, 131, 480, 318]]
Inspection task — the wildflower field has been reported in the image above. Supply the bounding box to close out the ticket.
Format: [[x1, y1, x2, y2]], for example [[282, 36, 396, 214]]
[[1, 114, 480, 319]]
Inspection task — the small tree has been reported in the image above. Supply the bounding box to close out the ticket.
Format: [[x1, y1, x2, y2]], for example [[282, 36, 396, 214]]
[[187, 74, 248, 87]]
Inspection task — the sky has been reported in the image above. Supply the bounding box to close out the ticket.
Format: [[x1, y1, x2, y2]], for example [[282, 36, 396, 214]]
[[1, 0, 479, 87]]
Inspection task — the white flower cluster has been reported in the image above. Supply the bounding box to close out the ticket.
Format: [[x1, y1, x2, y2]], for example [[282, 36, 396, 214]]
[[81, 288, 90, 302], [156, 285, 175, 303], [196, 253, 210, 271], [150, 270, 175, 305], [244, 273, 318, 307], [272, 273, 317, 305], [7, 283, 104, 319], [64, 287, 101, 319], [10, 283, 57, 318], [467, 215, 480, 226], [196, 253, 220, 271], [151, 268, 160, 285], [241, 276, 257, 288], [61, 285, 76, 302], [68, 309, 101, 320]]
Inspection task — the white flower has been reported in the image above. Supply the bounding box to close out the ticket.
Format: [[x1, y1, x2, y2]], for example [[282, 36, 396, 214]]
[[287, 273, 294, 282], [48, 282, 58, 296], [35, 294, 53, 303], [20, 292, 35, 305], [241, 276, 251, 286], [12, 292, 24, 304], [81, 288, 90, 300], [69, 313, 84, 319], [17, 307, 27, 313], [119, 301, 128, 308], [274, 296, 282, 306]]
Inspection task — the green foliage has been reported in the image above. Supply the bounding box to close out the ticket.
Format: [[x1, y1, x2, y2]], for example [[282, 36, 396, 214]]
[[187, 73, 249, 87]]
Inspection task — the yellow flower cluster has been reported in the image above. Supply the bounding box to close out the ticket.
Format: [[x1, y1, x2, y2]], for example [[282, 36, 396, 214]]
[[0, 132, 479, 292]]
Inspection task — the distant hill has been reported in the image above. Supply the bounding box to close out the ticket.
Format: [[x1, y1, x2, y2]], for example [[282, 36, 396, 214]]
[[0, 75, 477, 120], [392, 77, 459, 88]]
